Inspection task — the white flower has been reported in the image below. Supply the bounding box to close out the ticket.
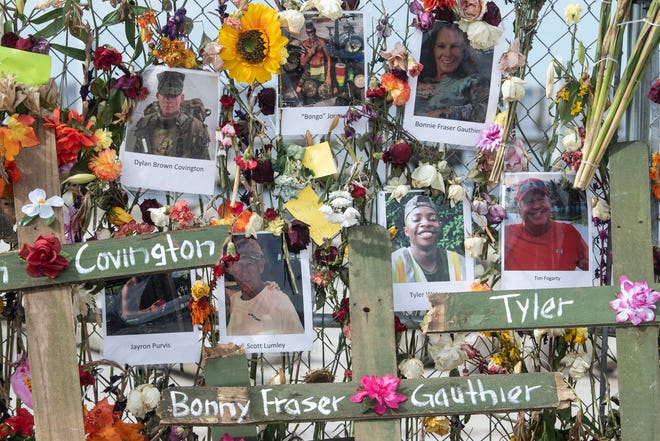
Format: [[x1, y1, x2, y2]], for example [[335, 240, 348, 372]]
[[458, 20, 503, 50], [591, 198, 611, 221], [561, 127, 582, 152], [279, 10, 306, 35], [411, 163, 444, 192], [428, 333, 469, 372], [545, 60, 555, 98], [319, 205, 360, 227], [561, 352, 590, 380], [21, 188, 64, 220], [398, 358, 424, 379], [126, 384, 160, 418], [464, 236, 486, 259], [244, 213, 263, 239], [447, 178, 466, 207], [564, 3, 582, 25], [533, 328, 565, 343], [328, 190, 354, 209], [300, 0, 343, 20], [384, 176, 410, 203], [471, 199, 488, 216], [148, 206, 170, 228], [501, 76, 526, 102]]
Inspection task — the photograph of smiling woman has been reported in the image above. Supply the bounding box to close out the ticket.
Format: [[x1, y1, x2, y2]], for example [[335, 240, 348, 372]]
[[414, 21, 491, 122]]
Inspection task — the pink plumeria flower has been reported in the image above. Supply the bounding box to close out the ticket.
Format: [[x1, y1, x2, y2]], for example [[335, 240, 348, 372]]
[[477, 123, 503, 153], [349, 374, 407, 415], [609, 276, 660, 325]]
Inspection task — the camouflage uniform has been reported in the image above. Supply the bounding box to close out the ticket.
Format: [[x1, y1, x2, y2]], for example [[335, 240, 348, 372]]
[[129, 70, 210, 159], [132, 111, 209, 159]]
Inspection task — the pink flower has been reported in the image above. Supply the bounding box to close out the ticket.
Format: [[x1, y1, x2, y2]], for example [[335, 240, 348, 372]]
[[220, 434, 244, 441], [169, 200, 195, 228], [10, 356, 33, 409], [349, 374, 407, 415], [477, 123, 503, 153], [609, 276, 660, 325]]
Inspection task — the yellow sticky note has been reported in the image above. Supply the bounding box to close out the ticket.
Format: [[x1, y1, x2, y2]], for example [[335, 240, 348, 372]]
[[285, 185, 341, 245], [0, 46, 51, 86], [302, 142, 337, 178]]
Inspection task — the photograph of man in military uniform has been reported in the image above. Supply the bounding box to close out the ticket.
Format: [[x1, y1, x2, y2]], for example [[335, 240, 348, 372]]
[[125, 70, 211, 159]]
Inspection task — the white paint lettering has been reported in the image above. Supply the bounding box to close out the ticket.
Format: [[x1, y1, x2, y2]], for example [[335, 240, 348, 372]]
[[196, 239, 215, 258], [515, 297, 530, 323], [525, 384, 542, 400], [507, 385, 522, 403], [541, 297, 556, 318], [489, 293, 520, 323], [317, 396, 332, 415], [190, 398, 203, 416], [171, 391, 190, 417], [180, 240, 194, 260], [301, 397, 317, 413], [284, 399, 301, 415]]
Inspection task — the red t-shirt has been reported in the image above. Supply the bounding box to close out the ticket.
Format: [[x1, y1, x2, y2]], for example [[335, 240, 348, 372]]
[[504, 221, 589, 271]]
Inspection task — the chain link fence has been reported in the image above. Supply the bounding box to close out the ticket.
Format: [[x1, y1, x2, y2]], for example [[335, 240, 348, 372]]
[[2, 0, 658, 439]]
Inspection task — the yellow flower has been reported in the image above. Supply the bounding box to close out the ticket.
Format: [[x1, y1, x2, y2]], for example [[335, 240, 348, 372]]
[[555, 87, 569, 103], [565, 327, 588, 344], [493, 111, 507, 127], [191, 279, 210, 301], [265, 217, 285, 235], [89, 148, 122, 181], [388, 225, 398, 240], [108, 206, 133, 225], [218, 3, 289, 83], [152, 38, 198, 68], [577, 85, 589, 98], [564, 3, 582, 25], [570, 101, 583, 115], [424, 416, 450, 436], [93, 129, 112, 150]]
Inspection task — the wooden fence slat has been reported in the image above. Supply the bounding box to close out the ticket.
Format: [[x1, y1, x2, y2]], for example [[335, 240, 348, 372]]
[[13, 123, 85, 439], [158, 372, 573, 425], [348, 226, 401, 440], [424, 286, 659, 333], [0, 226, 229, 291], [610, 141, 660, 441]]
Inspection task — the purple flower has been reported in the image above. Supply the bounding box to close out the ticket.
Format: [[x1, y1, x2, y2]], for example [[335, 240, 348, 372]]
[[485, 204, 506, 224], [10, 355, 33, 409], [349, 374, 407, 415], [376, 17, 393, 38], [478, 123, 503, 153], [409, 0, 424, 15], [412, 12, 434, 32], [609, 276, 660, 325], [344, 109, 362, 124], [344, 125, 356, 139]]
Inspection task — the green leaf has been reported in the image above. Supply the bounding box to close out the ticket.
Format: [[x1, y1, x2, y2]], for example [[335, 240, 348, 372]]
[[130, 39, 144, 63], [578, 41, 586, 66], [29, 7, 64, 24], [18, 215, 36, 227], [44, 216, 55, 226], [33, 16, 65, 39], [125, 17, 136, 48], [49, 43, 86, 61], [60, 251, 72, 262], [101, 10, 122, 27]]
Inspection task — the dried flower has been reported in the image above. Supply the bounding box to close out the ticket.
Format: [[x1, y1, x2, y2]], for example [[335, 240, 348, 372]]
[[398, 357, 424, 379], [382, 142, 412, 166], [126, 383, 161, 419], [501, 76, 526, 102]]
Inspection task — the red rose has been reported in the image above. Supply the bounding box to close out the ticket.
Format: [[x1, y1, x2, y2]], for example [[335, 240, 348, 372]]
[[264, 208, 278, 221], [382, 142, 412, 166], [257, 88, 276, 115], [648, 80, 660, 104], [220, 94, 236, 109], [4, 407, 34, 436], [350, 183, 367, 199], [93, 46, 122, 71], [286, 220, 311, 253], [19, 234, 69, 279], [482, 1, 502, 26]]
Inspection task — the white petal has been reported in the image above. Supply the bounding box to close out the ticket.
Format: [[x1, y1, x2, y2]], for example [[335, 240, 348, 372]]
[[46, 196, 64, 207], [21, 203, 39, 217], [28, 188, 46, 204]]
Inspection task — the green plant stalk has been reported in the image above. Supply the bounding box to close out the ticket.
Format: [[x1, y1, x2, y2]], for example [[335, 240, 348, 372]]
[[575, 1, 660, 189], [581, 0, 632, 156]]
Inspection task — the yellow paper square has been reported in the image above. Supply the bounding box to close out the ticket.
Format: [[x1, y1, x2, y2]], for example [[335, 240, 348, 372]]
[[285, 185, 341, 245], [302, 142, 336, 178], [0, 47, 51, 86]]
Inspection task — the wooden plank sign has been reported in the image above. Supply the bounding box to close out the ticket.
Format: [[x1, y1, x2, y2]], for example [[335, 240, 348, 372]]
[[158, 373, 574, 425], [0, 226, 229, 291], [423, 286, 659, 333]]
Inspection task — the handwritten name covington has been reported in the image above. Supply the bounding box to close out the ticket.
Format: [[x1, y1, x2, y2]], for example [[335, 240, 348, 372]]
[[167, 379, 543, 420]]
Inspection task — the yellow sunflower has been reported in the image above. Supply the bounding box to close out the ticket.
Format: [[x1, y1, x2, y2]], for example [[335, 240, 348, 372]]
[[217, 3, 288, 84]]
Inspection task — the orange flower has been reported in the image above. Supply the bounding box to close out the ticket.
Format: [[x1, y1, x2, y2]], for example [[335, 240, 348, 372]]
[[190, 297, 216, 331], [470, 281, 492, 291], [381, 73, 411, 106], [653, 152, 660, 167], [423, 0, 456, 12], [213, 201, 252, 232], [653, 183, 660, 200], [89, 149, 122, 181], [0, 114, 40, 161], [84, 397, 145, 441], [650, 166, 658, 182], [137, 10, 157, 29], [43, 108, 99, 167]]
